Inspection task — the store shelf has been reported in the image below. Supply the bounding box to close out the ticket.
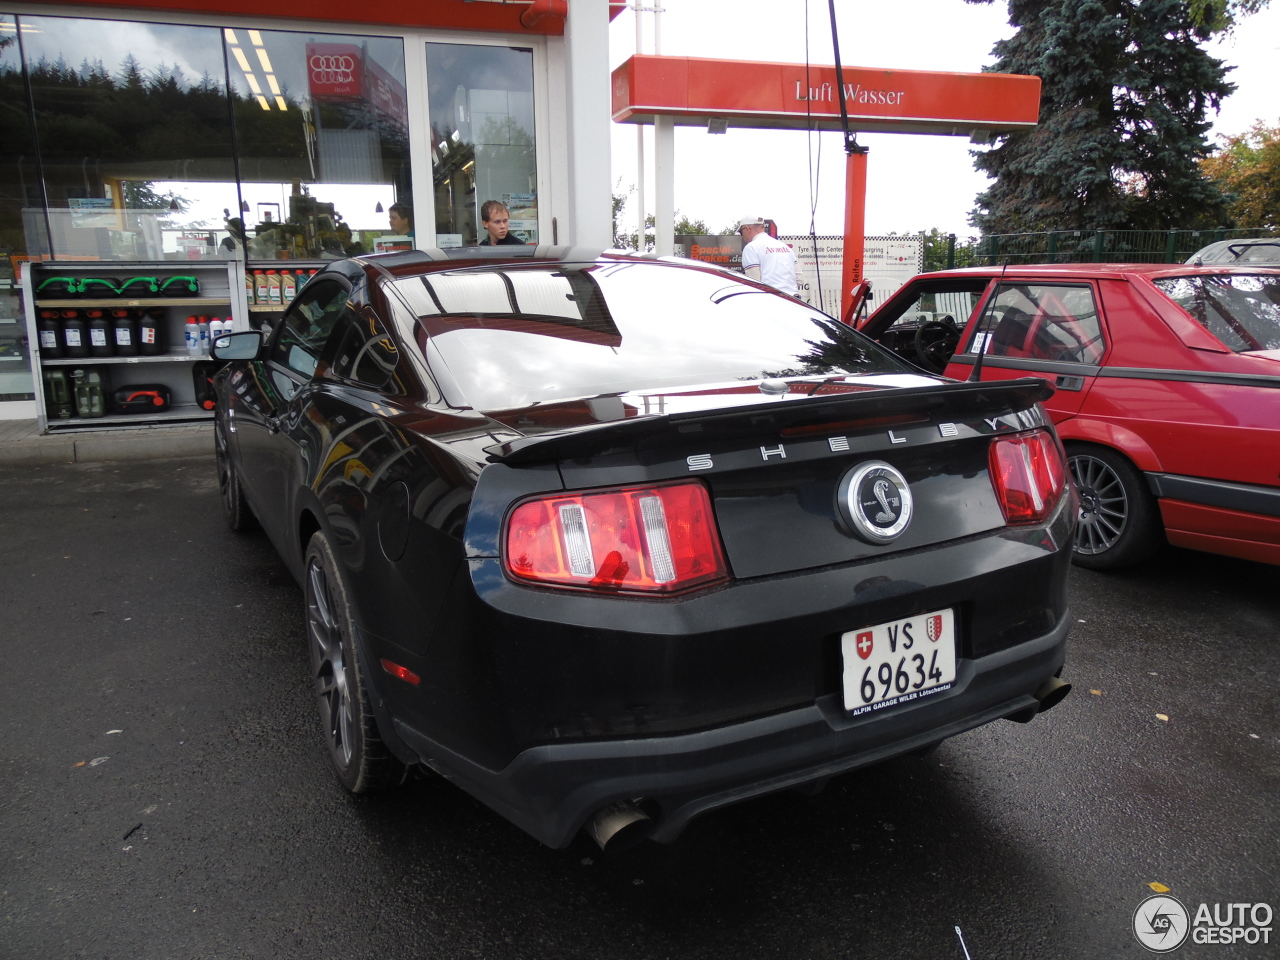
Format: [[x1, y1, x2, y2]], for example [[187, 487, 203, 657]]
[[25, 261, 244, 434], [248, 302, 292, 311], [35, 298, 231, 308], [44, 405, 215, 429], [40, 350, 221, 366]]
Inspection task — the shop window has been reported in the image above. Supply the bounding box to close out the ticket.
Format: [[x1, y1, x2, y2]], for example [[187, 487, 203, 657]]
[[426, 42, 537, 248], [0, 14, 37, 401], [20, 15, 239, 262], [228, 29, 412, 260]]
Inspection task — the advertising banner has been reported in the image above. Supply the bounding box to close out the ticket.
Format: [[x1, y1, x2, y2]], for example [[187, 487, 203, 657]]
[[785, 235, 922, 318]]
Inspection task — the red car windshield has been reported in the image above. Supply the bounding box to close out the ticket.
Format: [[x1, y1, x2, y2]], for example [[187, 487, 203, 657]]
[[1154, 274, 1280, 352]]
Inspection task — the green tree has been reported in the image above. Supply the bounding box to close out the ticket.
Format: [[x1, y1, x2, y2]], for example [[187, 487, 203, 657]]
[[1200, 121, 1280, 228], [968, 0, 1235, 233], [921, 228, 981, 271], [1188, 0, 1270, 31], [611, 183, 716, 250]]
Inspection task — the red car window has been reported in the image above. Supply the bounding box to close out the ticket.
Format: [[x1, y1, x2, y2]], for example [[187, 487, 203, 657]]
[[970, 283, 1106, 364], [1153, 274, 1280, 352]]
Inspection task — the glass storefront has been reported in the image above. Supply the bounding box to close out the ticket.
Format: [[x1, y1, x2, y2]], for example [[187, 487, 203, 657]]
[[426, 42, 537, 248], [0, 14, 35, 403], [227, 28, 412, 258], [0, 11, 547, 418], [2, 12, 415, 265]]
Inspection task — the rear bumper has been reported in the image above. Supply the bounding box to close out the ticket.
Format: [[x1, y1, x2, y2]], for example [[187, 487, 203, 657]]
[[393, 609, 1069, 848]]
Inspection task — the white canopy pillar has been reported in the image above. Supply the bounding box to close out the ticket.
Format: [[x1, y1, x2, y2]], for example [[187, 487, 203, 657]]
[[564, 0, 612, 247], [654, 115, 675, 256]]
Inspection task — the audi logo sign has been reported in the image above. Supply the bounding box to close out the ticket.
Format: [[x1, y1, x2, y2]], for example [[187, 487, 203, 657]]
[[310, 53, 357, 86]]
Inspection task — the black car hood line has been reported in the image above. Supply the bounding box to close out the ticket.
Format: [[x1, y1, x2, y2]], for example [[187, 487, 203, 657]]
[[483, 378, 1053, 465]]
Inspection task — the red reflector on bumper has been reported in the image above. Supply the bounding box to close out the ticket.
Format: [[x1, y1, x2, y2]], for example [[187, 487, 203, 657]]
[[380, 658, 421, 685]]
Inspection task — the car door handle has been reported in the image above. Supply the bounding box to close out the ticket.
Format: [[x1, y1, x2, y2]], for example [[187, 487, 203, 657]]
[[1055, 374, 1085, 392]]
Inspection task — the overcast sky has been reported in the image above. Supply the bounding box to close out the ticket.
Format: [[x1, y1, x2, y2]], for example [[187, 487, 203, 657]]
[[608, 0, 1280, 239]]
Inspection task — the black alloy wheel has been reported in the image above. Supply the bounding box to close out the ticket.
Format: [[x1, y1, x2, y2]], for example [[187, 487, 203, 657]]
[[912, 318, 960, 373], [1067, 444, 1161, 570], [304, 531, 407, 793], [215, 414, 257, 532]]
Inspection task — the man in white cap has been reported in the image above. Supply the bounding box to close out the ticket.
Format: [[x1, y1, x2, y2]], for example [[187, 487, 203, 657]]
[[738, 215, 799, 297]]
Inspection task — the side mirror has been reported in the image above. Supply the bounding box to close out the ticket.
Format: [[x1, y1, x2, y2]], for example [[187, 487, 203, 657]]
[[211, 330, 264, 361]]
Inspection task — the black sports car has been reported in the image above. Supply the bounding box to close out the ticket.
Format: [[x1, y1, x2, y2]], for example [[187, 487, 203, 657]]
[[212, 247, 1074, 851]]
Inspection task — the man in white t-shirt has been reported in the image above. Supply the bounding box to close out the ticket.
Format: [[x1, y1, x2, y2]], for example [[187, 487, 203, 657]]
[[738, 215, 798, 297]]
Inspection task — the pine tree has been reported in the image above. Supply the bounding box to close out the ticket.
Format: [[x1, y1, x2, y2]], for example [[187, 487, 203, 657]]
[[969, 0, 1235, 233]]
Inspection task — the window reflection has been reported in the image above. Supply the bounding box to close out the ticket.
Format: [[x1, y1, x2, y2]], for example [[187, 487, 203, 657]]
[[229, 29, 412, 259], [0, 14, 36, 400], [426, 43, 537, 248], [21, 15, 238, 261], [1, 14, 44, 262]]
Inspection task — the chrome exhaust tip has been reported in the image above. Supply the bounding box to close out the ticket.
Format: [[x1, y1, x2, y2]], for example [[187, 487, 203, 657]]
[[584, 799, 653, 853]]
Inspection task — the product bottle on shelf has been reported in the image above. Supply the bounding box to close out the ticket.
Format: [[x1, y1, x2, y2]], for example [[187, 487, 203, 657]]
[[254, 270, 268, 304], [185, 316, 200, 355], [43, 369, 73, 419], [198, 316, 210, 354], [71, 368, 106, 418], [266, 270, 282, 304], [281, 270, 297, 303], [209, 317, 226, 342], [61, 310, 88, 359], [139, 307, 165, 356], [245, 270, 255, 305], [112, 309, 139, 357], [37, 310, 64, 359], [87, 309, 113, 357]]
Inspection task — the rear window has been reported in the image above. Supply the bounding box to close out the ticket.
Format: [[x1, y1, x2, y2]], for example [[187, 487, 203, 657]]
[[387, 261, 913, 410], [1153, 274, 1280, 353]]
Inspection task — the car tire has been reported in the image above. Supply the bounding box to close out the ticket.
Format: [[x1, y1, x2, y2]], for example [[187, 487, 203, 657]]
[[215, 415, 257, 532], [1066, 444, 1162, 570], [304, 531, 408, 794]]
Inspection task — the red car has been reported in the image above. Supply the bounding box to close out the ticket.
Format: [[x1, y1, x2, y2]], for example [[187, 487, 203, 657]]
[[860, 264, 1280, 568]]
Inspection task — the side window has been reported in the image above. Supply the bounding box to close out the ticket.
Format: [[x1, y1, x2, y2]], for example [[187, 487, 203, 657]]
[[970, 283, 1105, 364], [271, 279, 351, 379], [329, 308, 401, 392]]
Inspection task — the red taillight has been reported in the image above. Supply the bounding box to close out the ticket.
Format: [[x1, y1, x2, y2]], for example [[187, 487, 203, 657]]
[[505, 481, 729, 594], [988, 429, 1067, 524]]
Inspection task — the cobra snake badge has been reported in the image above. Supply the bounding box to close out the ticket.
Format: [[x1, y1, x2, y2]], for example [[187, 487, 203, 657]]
[[872, 478, 898, 524]]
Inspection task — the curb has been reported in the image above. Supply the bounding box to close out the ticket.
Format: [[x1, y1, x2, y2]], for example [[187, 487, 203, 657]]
[[0, 432, 213, 465]]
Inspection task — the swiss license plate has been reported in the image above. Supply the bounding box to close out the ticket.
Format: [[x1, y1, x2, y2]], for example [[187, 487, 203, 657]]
[[841, 608, 957, 715]]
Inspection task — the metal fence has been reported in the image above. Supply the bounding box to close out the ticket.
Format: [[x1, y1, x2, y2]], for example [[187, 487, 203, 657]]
[[958, 228, 1280, 267]]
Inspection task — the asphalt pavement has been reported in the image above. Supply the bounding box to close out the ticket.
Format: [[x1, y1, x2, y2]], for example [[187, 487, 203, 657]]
[[1, 457, 1276, 960]]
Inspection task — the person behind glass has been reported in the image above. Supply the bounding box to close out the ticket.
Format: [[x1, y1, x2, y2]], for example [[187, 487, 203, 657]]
[[738, 214, 799, 297], [388, 202, 413, 236], [479, 201, 525, 246], [218, 217, 246, 259]]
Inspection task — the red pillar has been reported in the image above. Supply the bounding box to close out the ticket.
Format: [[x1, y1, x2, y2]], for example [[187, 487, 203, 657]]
[[840, 146, 869, 323]]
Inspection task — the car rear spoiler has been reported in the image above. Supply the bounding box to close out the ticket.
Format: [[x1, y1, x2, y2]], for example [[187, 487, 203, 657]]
[[483, 378, 1053, 465]]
